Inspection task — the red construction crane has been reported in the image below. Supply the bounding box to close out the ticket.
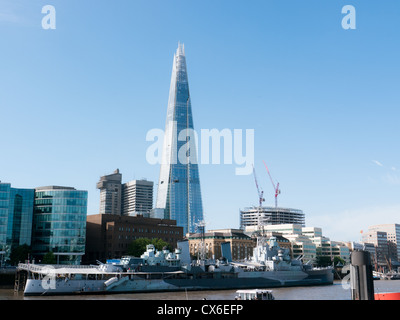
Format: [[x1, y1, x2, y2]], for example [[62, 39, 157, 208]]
[[263, 160, 281, 208], [252, 165, 265, 208]]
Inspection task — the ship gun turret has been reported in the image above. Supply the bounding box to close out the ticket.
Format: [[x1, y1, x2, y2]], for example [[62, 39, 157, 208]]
[[139, 244, 181, 268]]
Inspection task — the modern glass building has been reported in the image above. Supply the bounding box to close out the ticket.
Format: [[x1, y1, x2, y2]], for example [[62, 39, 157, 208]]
[[0, 184, 11, 255], [32, 186, 88, 265], [0, 182, 34, 264], [155, 43, 204, 235]]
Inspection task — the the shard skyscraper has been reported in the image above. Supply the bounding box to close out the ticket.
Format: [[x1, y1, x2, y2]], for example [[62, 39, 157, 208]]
[[155, 43, 203, 235]]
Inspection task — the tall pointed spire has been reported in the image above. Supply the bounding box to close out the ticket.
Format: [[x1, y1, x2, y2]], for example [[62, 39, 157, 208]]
[[155, 43, 203, 235], [177, 42, 185, 56]]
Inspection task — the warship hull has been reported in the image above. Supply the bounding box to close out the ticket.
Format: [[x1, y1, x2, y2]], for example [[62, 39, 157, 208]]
[[22, 267, 333, 296]]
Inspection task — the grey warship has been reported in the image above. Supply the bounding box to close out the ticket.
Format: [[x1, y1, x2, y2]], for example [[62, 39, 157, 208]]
[[18, 236, 333, 296]]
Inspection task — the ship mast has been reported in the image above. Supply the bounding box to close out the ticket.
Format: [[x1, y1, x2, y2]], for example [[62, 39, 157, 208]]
[[252, 165, 265, 240], [194, 220, 206, 260]]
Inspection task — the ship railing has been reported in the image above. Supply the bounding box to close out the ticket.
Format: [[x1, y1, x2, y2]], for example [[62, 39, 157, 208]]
[[17, 263, 97, 273]]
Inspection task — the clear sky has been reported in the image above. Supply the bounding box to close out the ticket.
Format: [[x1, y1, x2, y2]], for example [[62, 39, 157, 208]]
[[1, 0, 399, 242]]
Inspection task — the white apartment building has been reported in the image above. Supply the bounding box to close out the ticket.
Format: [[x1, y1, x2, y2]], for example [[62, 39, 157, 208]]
[[244, 224, 350, 264]]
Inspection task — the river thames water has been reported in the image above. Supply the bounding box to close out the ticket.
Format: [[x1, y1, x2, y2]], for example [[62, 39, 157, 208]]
[[1, 280, 400, 300]]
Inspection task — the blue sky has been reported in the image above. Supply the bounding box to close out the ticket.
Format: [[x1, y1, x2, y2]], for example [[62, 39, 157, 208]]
[[1, 0, 399, 242]]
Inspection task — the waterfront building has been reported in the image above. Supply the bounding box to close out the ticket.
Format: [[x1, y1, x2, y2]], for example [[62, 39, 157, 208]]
[[155, 43, 204, 235], [314, 236, 333, 258], [84, 214, 183, 264], [301, 227, 350, 264], [331, 241, 350, 264], [122, 179, 153, 217], [345, 241, 376, 263], [244, 223, 351, 264], [0, 182, 34, 264], [240, 207, 305, 230], [282, 233, 317, 262], [97, 169, 122, 215], [188, 229, 255, 261], [32, 186, 88, 265], [362, 229, 389, 268], [245, 224, 311, 259], [302, 227, 332, 259], [367, 224, 400, 263], [302, 227, 323, 239], [245, 223, 303, 236]]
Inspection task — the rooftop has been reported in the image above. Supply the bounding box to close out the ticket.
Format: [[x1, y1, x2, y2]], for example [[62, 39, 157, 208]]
[[35, 186, 76, 191]]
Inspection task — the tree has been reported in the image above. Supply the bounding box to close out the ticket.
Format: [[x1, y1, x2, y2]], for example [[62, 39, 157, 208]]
[[333, 256, 346, 267], [9, 244, 32, 266], [152, 238, 172, 252], [42, 251, 56, 264], [315, 256, 332, 267], [127, 238, 151, 257], [126, 238, 172, 257]]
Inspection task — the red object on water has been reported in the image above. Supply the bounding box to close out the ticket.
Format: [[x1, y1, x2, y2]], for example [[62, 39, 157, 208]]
[[374, 292, 400, 300]]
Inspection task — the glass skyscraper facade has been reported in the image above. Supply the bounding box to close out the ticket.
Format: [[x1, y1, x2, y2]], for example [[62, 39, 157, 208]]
[[8, 187, 35, 248], [0, 182, 34, 263], [0, 184, 11, 252], [156, 43, 204, 235], [32, 186, 88, 265]]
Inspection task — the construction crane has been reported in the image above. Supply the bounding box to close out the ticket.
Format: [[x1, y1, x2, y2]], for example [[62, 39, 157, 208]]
[[263, 160, 281, 208], [252, 165, 265, 208]]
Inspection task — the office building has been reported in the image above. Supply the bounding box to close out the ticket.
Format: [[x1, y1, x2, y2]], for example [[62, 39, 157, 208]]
[[302, 227, 332, 259], [155, 43, 204, 235], [84, 214, 183, 263], [122, 180, 153, 217], [244, 223, 350, 264], [368, 224, 400, 262], [240, 207, 305, 230], [331, 241, 351, 264], [0, 182, 34, 264], [32, 186, 88, 265], [345, 241, 376, 262], [302, 227, 323, 239], [362, 229, 389, 267], [302, 227, 350, 264], [97, 170, 154, 217], [96, 169, 122, 215], [284, 233, 317, 262], [244, 223, 303, 236]]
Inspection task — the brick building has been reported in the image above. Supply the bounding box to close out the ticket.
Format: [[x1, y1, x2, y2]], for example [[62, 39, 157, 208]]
[[84, 214, 183, 264]]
